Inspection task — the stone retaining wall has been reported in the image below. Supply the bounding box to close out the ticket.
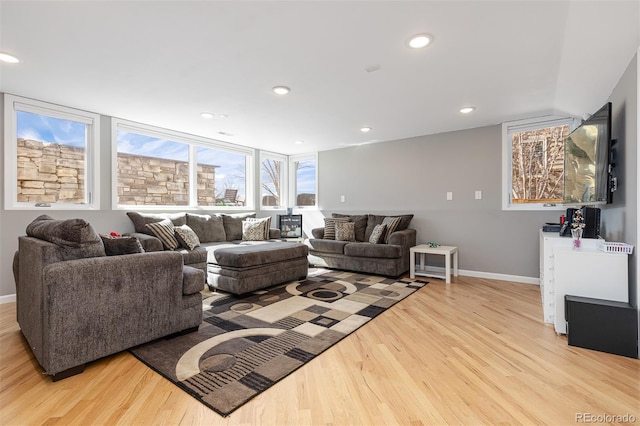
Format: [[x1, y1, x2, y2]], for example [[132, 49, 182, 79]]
[[16, 139, 218, 205]]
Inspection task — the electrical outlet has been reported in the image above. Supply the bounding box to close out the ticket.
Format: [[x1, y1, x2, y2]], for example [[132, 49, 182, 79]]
[[340, 195, 345, 202], [475, 190, 482, 200]]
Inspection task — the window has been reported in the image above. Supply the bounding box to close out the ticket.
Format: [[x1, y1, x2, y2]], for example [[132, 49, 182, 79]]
[[260, 152, 286, 209], [4, 94, 100, 209], [289, 153, 317, 208], [112, 119, 253, 209], [502, 116, 578, 210]]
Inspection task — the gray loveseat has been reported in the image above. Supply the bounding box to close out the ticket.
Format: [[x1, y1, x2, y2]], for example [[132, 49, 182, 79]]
[[307, 213, 416, 277], [13, 215, 204, 381], [126, 211, 308, 294]]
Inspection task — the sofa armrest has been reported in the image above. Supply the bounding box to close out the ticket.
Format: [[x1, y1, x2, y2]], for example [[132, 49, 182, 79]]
[[388, 228, 417, 250], [311, 227, 324, 239], [268, 227, 281, 239], [127, 232, 163, 252]]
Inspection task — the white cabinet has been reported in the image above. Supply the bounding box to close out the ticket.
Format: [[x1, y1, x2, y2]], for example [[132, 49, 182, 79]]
[[539, 231, 629, 334]]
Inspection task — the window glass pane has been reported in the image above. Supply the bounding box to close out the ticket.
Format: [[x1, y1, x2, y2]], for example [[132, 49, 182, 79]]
[[16, 110, 88, 204], [295, 158, 316, 206], [261, 158, 283, 207], [116, 130, 189, 205], [510, 124, 569, 204], [197, 146, 246, 206]]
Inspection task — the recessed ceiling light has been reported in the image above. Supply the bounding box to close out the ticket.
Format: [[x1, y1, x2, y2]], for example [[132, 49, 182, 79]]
[[217, 114, 228, 119], [294, 140, 304, 145], [360, 127, 372, 133], [460, 106, 475, 114], [201, 112, 215, 119], [408, 34, 432, 49], [272, 86, 290, 95], [0, 52, 20, 63]]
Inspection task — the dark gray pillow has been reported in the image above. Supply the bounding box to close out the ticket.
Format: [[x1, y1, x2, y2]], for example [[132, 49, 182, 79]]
[[186, 213, 225, 243], [222, 213, 256, 241], [25, 215, 106, 259], [26, 215, 102, 248], [126, 211, 187, 234], [100, 235, 145, 256]]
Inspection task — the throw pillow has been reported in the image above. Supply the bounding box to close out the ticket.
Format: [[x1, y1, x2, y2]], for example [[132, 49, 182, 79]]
[[323, 217, 350, 240], [245, 217, 271, 240], [126, 211, 186, 234], [145, 219, 179, 250], [26, 214, 102, 248], [368, 223, 387, 244], [100, 235, 145, 256], [332, 214, 368, 241], [335, 221, 355, 241], [242, 220, 267, 241], [174, 224, 201, 250], [186, 213, 225, 243], [381, 216, 402, 244], [222, 213, 256, 241]]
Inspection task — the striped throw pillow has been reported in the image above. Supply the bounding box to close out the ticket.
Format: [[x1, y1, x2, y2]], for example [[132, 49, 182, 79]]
[[145, 218, 179, 250], [381, 216, 402, 244]]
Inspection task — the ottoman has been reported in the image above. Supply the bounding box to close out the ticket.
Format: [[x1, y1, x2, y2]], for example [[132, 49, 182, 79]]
[[207, 242, 309, 294]]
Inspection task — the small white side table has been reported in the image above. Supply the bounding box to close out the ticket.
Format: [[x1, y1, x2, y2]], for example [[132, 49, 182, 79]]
[[410, 245, 458, 284]]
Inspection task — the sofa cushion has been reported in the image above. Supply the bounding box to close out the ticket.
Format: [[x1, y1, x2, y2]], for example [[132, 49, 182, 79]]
[[186, 213, 225, 243], [307, 238, 349, 254], [26, 215, 105, 256], [332, 214, 368, 242], [182, 265, 205, 295], [343, 242, 402, 259], [145, 219, 180, 250], [100, 235, 145, 256], [368, 224, 387, 244], [211, 242, 308, 268], [175, 224, 201, 250], [126, 212, 187, 234], [176, 246, 208, 265], [222, 213, 256, 241], [364, 214, 413, 241], [335, 221, 355, 241]]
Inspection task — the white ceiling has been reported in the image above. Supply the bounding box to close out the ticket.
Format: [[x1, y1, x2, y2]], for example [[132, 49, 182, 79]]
[[1, 1, 638, 155]]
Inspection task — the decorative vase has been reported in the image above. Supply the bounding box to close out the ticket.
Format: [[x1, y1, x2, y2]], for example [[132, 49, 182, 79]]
[[571, 228, 583, 249]]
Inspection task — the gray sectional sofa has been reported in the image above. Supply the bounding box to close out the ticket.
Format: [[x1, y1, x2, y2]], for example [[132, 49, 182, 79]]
[[307, 213, 416, 277], [126, 211, 308, 294]]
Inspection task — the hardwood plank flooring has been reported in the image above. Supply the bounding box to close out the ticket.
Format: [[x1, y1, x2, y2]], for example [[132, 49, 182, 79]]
[[1, 275, 638, 425]]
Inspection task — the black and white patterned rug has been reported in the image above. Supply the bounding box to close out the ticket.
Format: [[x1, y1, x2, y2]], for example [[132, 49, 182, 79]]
[[130, 269, 428, 416]]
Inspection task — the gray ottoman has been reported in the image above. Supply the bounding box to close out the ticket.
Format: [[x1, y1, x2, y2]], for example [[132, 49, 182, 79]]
[[207, 242, 308, 294]]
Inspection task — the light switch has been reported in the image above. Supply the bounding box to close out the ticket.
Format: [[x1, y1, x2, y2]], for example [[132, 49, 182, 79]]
[[340, 195, 345, 202], [475, 190, 482, 200], [446, 192, 453, 201]]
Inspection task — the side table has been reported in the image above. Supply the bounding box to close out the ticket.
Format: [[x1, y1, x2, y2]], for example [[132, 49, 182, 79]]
[[410, 244, 458, 284]]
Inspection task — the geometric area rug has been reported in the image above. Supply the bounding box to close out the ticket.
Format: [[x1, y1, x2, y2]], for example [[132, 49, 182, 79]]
[[130, 269, 428, 417]]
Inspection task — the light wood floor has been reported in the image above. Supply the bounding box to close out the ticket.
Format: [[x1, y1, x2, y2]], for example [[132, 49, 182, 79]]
[[1, 275, 638, 425]]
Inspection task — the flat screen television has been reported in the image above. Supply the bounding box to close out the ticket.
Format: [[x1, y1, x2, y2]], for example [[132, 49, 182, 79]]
[[563, 102, 613, 205]]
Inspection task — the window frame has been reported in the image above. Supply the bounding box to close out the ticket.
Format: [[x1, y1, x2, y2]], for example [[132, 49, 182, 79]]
[[259, 151, 287, 211], [111, 118, 254, 210], [3, 94, 101, 210], [501, 115, 579, 211], [289, 152, 318, 209]]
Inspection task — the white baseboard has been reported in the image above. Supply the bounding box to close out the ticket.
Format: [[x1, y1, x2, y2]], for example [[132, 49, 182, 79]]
[[0, 294, 16, 304], [420, 265, 539, 285], [459, 269, 539, 285]]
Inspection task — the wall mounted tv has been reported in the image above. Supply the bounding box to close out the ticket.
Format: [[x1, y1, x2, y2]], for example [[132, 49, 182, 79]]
[[563, 102, 614, 206]]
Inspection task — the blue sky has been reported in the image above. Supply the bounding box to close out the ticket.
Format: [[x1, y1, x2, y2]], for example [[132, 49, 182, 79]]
[[17, 111, 86, 147]]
